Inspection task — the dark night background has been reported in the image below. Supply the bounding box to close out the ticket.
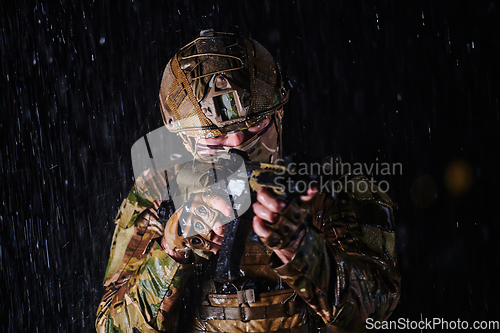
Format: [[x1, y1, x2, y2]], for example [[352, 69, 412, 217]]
[[1, 0, 499, 332]]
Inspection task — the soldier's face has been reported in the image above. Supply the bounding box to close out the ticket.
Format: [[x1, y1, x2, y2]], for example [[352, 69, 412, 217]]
[[197, 118, 271, 148]]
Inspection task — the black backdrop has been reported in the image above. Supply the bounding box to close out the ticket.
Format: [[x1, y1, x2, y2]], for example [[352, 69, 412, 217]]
[[2, 0, 499, 331]]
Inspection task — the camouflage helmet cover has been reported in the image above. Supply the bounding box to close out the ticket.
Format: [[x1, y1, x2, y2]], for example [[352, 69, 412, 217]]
[[159, 31, 289, 138]]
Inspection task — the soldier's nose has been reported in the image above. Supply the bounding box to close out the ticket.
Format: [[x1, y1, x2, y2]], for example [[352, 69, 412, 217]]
[[224, 131, 246, 147]]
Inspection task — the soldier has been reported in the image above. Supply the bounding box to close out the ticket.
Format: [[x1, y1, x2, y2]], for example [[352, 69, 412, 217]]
[[96, 31, 400, 333]]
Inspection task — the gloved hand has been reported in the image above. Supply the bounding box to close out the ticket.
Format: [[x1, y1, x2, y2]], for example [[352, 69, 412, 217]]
[[252, 187, 317, 264], [161, 189, 233, 262]]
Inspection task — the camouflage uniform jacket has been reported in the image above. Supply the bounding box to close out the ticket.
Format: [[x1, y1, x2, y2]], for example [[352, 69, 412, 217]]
[[96, 173, 400, 333]]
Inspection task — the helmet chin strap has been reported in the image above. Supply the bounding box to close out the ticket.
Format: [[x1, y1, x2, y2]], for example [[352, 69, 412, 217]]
[[275, 108, 284, 162]]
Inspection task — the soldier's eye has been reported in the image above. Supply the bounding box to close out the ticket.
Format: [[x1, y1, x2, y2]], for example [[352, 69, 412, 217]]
[[194, 222, 204, 230], [198, 206, 207, 215]]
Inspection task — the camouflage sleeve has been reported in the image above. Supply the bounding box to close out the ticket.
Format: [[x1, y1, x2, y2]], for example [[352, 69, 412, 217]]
[[271, 175, 401, 333], [95, 183, 194, 333]]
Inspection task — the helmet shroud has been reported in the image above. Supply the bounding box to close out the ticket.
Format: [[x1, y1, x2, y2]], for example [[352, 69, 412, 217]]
[[159, 31, 289, 139]]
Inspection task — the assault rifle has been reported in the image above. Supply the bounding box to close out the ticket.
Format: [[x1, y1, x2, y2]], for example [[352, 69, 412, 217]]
[[212, 149, 339, 282], [153, 148, 339, 282]]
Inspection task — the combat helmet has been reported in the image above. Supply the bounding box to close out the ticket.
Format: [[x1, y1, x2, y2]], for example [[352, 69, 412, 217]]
[[159, 30, 289, 141]]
